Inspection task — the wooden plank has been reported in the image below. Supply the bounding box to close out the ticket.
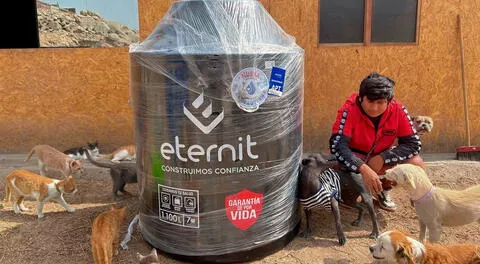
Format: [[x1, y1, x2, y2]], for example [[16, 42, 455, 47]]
[[364, 0, 372, 46]]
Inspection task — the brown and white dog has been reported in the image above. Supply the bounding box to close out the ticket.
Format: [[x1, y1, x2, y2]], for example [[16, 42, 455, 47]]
[[411, 116, 434, 135], [369, 230, 480, 264], [384, 164, 480, 242]]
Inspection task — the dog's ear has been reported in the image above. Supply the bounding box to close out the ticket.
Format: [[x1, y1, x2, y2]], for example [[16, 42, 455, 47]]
[[403, 171, 416, 189], [395, 243, 416, 264], [301, 158, 309, 166], [301, 157, 314, 166]]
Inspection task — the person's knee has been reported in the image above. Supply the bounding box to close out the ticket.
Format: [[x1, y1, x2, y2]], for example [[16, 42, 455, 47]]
[[406, 155, 424, 167]]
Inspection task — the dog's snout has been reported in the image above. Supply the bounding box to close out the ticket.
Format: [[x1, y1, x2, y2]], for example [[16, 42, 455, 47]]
[[369, 246, 374, 253]]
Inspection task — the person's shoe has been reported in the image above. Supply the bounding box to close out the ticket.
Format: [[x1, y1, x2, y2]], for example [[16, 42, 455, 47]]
[[377, 190, 397, 212]]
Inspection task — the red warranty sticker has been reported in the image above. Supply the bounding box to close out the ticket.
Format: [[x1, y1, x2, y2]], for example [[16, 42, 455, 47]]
[[225, 189, 263, 230]]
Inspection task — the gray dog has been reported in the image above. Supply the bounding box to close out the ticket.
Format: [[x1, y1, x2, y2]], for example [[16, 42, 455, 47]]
[[298, 153, 381, 245]]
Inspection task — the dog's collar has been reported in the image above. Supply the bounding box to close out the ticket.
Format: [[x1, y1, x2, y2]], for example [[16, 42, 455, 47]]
[[411, 186, 435, 206]]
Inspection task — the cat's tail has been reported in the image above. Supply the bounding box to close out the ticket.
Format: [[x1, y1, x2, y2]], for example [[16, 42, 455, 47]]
[[4, 174, 12, 202], [86, 151, 114, 169], [100, 153, 114, 160], [91, 242, 110, 264], [24, 147, 36, 162]]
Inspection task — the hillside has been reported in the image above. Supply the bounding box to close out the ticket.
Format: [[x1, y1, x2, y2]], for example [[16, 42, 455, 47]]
[[37, 2, 139, 47]]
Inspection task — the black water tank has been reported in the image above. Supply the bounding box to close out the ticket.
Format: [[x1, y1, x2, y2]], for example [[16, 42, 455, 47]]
[[130, 0, 304, 262]]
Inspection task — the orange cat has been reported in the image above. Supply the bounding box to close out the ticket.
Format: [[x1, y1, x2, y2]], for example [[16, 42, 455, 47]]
[[102, 144, 136, 163], [25, 144, 85, 177], [91, 206, 127, 264], [4, 169, 77, 218]]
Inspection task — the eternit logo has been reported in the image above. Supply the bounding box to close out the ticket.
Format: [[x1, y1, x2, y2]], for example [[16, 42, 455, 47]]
[[183, 92, 224, 134], [159, 91, 258, 163]]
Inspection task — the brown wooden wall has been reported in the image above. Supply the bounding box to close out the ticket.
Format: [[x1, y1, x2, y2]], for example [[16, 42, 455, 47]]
[[0, 48, 133, 152], [0, 0, 479, 153]]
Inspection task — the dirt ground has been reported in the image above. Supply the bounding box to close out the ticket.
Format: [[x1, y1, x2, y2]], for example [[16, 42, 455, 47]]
[[0, 154, 478, 264]]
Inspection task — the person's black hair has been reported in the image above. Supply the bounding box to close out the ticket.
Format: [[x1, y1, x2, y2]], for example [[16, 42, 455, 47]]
[[358, 72, 395, 101]]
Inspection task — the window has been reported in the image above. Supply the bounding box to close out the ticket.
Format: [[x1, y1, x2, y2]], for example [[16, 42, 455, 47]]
[[371, 0, 418, 43], [319, 0, 420, 45], [319, 0, 365, 43]]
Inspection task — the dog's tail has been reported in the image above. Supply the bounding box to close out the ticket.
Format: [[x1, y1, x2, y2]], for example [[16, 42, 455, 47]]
[[24, 147, 36, 162]]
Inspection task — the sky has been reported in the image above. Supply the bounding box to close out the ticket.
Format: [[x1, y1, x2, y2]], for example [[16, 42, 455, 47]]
[[42, 0, 139, 29]]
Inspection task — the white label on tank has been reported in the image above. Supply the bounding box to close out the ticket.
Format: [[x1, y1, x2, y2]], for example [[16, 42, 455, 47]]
[[158, 184, 200, 228], [265, 61, 275, 69]]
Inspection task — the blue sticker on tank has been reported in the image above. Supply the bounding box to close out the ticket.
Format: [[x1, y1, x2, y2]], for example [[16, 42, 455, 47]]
[[231, 67, 269, 112], [268, 67, 286, 96]]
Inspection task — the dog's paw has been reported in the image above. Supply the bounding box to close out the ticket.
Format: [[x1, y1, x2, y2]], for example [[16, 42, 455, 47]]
[[369, 231, 379, 239], [338, 235, 347, 246], [351, 219, 362, 226]]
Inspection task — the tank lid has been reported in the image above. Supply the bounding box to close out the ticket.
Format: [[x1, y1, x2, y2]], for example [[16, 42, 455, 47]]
[[130, 0, 302, 54]]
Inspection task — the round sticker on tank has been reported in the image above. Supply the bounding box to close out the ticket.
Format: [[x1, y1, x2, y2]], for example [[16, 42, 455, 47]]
[[231, 67, 269, 112]]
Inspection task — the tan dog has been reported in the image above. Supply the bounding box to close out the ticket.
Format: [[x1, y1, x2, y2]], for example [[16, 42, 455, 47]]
[[26, 144, 85, 177], [411, 116, 433, 135], [384, 164, 480, 242], [369, 230, 480, 264]]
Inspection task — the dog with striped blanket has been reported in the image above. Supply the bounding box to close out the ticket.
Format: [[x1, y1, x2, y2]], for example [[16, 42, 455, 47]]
[[298, 153, 381, 245], [298, 153, 346, 245]]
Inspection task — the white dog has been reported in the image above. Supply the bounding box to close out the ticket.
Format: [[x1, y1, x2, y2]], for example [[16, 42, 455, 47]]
[[384, 164, 480, 242], [411, 116, 434, 135], [369, 230, 480, 264]]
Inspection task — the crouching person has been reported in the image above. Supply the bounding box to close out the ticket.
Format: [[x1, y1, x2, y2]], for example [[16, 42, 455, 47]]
[[330, 72, 424, 211]]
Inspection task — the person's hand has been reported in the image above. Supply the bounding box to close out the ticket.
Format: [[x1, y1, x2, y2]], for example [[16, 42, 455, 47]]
[[367, 155, 384, 173], [359, 164, 383, 194]]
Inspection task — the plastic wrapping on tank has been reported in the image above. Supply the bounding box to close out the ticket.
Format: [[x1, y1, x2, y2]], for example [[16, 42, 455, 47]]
[[129, 0, 304, 260]]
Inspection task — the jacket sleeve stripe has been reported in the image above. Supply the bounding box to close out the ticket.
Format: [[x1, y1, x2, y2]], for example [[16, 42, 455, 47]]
[[330, 110, 363, 172]]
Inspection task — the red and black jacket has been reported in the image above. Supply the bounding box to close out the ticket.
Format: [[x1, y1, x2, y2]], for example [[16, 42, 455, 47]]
[[329, 93, 421, 173]]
